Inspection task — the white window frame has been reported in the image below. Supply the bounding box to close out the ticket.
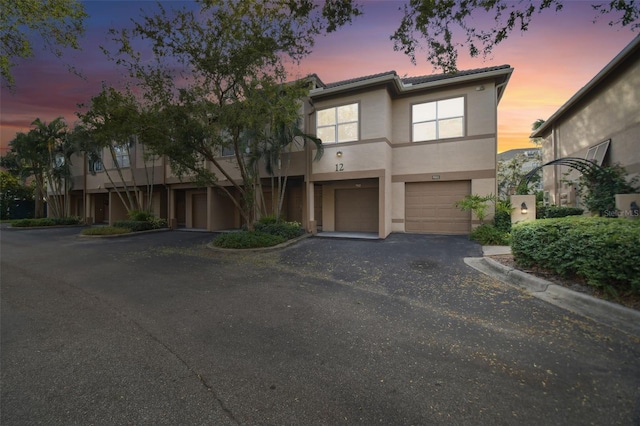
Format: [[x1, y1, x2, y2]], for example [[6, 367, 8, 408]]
[[316, 102, 359, 144], [412, 97, 465, 142]]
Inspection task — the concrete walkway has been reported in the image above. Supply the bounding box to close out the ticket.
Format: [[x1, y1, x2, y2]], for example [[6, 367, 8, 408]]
[[465, 246, 640, 337]]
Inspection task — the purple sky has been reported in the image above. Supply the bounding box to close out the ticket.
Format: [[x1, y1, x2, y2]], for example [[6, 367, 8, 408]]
[[1, 1, 637, 154]]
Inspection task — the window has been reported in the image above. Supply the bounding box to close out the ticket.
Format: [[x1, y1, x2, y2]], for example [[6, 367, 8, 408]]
[[113, 144, 130, 168], [88, 153, 103, 173], [585, 139, 610, 166], [316, 103, 358, 143], [412, 97, 464, 142]]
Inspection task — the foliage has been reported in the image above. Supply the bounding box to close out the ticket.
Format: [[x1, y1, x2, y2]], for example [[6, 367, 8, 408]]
[[455, 194, 495, 224], [128, 209, 153, 222], [497, 151, 542, 197], [0, 0, 87, 87], [76, 86, 158, 215], [30, 117, 77, 219], [390, 0, 638, 73], [492, 198, 513, 233], [511, 217, 640, 294], [103, 0, 356, 231], [212, 231, 286, 249], [11, 217, 81, 227], [254, 220, 303, 240], [574, 164, 639, 216], [536, 205, 583, 219], [112, 218, 166, 232], [81, 226, 131, 236], [7, 117, 78, 218], [470, 224, 510, 246], [1, 171, 34, 220]]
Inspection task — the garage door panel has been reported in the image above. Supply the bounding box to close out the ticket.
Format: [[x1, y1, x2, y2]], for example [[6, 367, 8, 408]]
[[405, 181, 471, 234]]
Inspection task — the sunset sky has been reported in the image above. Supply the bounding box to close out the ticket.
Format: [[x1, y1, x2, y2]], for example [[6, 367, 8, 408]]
[[1, 0, 637, 155]]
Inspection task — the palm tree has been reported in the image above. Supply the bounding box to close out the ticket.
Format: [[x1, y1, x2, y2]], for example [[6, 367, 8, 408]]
[[250, 117, 323, 222], [31, 117, 75, 218]]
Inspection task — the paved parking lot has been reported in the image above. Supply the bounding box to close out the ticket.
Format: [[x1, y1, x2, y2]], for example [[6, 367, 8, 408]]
[[2, 228, 639, 425]]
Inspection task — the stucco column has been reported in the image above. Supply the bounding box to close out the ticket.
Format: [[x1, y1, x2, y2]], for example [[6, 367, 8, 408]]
[[306, 182, 316, 234], [511, 194, 536, 225]]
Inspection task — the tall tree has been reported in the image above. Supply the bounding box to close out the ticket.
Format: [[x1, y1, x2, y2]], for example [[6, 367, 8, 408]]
[[0, 0, 87, 87], [104, 0, 358, 230], [30, 117, 75, 218], [390, 0, 639, 72], [76, 86, 158, 215]]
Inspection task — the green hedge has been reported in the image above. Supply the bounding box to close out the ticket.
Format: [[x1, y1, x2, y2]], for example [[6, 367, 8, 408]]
[[81, 226, 131, 236], [511, 217, 640, 293], [11, 217, 82, 227], [254, 221, 303, 240], [470, 224, 510, 245], [536, 206, 583, 219], [213, 231, 286, 249], [112, 220, 155, 232]]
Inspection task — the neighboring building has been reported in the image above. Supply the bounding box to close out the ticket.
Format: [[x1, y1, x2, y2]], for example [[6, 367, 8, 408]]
[[497, 148, 542, 197], [532, 35, 640, 207], [61, 65, 513, 238]]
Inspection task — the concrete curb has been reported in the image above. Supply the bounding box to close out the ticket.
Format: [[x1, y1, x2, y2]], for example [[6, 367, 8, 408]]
[[78, 228, 172, 238], [464, 256, 640, 338]]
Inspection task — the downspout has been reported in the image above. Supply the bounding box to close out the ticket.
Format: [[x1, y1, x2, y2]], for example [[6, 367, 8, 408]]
[[83, 152, 88, 224]]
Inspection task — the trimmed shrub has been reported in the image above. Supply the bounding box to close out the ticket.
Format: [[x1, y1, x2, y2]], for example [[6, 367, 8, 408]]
[[10, 217, 82, 227], [213, 231, 286, 249], [81, 226, 131, 236], [128, 209, 154, 222], [254, 220, 303, 240], [470, 224, 510, 245], [112, 220, 155, 232], [511, 217, 640, 293], [493, 211, 511, 233], [536, 206, 583, 219]]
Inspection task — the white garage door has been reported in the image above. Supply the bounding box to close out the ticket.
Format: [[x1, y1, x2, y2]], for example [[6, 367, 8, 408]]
[[405, 181, 471, 234]]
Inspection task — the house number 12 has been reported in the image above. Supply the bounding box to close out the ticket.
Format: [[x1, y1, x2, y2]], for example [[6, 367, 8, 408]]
[[335, 163, 344, 172]]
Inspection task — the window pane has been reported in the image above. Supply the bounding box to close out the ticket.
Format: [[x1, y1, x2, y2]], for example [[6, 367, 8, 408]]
[[337, 103, 358, 123], [338, 123, 358, 142], [317, 126, 336, 144], [438, 97, 464, 119], [119, 155, 130, 168], [413, 121, 436, 141], [438, 117, 464, 139], [413, 102, 436, 123], [317, 108, 336, 126]]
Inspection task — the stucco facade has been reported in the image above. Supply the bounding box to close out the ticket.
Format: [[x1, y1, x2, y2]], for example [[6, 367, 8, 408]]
[[58, 65, 513, 238], [533, 36, 640, 207]]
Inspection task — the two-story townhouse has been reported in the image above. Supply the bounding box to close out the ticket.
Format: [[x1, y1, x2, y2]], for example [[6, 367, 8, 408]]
[[304, 65, 512, 237], [61, 65, 513, 238]]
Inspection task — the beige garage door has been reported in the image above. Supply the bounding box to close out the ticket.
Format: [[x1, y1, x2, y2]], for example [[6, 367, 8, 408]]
[[192, 193, 208, 229], [405, 181, 471, 234], [335, 188, 378, 232]]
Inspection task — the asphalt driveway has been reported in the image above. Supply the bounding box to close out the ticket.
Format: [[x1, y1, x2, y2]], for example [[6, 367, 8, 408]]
[[1, 228, 639, 425]]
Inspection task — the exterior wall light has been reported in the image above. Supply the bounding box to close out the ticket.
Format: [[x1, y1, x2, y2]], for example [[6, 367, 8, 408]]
[[521, 202, 528, 215], [475, 85, 485, 91], [336, 151, 343, 158]]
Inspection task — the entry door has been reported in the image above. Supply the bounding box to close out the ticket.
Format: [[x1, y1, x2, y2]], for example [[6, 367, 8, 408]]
[[335, 188, 378, 232]]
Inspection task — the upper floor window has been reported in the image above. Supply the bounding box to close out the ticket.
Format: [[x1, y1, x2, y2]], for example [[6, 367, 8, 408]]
[[412, 97, 464, 142], [113, 143, 130, 168], [316, 103, 358, 144], [88, 153, 103, 173]]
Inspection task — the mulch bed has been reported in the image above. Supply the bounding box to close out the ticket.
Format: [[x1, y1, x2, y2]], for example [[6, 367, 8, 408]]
[[488, 254, 640, 311]]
